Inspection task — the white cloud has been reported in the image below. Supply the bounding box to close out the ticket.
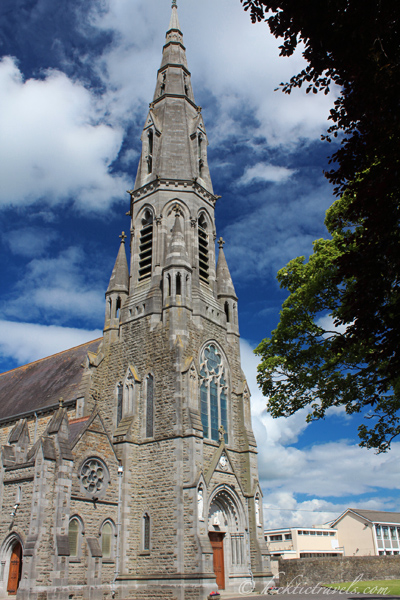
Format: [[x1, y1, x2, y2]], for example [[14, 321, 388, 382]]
[[1, 246, 105, 324], [237, 163, 296, 186], [0, 57, 129, 210], [90, 0, 338, 149], [3, 227, 58, 257], [240, 338, 400, 528], [223, 181, 334, 281], [0, 320, 102, 365]]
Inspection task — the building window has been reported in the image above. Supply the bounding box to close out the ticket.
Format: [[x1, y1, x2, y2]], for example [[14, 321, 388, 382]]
[[139, 210, 153, 280], [68, 517, 81, 558], [115, 296, 121, 319], [147, 129, 153, 174], [198, 214, 209, 283], [224, 301, 230, 323], [143, 513, 150, 551], [198, 134, 204, 176], [117, 383, 123, 425], [146, 374, 154, 438], [199, 343, 228, 443], [269, 535, 283, 541], [176, 272, 182, 296], [383, 526, 389, 539], [391, 527, 396, 539], [101, 521, 114, 559], [285, 533, 292, 540]]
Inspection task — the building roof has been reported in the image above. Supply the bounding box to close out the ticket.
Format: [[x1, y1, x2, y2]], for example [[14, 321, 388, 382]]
[[0, 339, 102, 422], [333, 508, 400, 526]]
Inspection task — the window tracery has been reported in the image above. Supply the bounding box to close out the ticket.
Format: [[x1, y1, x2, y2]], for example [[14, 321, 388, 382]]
[[199, 343, 228, 442]]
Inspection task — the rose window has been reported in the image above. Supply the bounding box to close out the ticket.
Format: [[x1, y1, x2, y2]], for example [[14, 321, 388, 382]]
[[80, 458, 108, 496]]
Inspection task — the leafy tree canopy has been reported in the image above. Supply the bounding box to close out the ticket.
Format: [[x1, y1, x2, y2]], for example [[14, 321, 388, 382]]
[[242, 0, 400, 450]]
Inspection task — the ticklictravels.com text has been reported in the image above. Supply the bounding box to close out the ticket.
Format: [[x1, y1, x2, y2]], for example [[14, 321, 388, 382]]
[[238, 574, 391, 595]]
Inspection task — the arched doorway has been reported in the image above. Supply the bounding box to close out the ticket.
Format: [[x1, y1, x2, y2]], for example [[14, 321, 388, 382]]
[[207, 486, 247, 591], [7, 541, 22, 595]]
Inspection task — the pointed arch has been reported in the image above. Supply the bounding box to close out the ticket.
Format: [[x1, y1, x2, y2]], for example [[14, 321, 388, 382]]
[[139, 209, 154, 280], [176, 272, 182, 296], [224, 301, 230, 323], [100, 519, 116, 559], [198, 212, 209, 283], [0, 534, 24, 596], [199, 341, 229, 442], [68, 515, 84, 558]]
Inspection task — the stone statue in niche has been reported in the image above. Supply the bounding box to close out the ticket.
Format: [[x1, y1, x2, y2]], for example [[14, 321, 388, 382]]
[[198, 486, 204, 521], [255, 495, 261, 527]]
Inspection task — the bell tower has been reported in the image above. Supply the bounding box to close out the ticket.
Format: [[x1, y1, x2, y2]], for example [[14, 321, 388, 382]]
[[92, 2, 271, 597]]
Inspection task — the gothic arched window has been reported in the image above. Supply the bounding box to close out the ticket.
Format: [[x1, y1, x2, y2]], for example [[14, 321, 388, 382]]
[[101, 521, 115, 559], [147, 129, 153, 174], [139, 210, 153, 280], [199, 343, 228, 443], [198, 214, 209, 283], [68, 517, 82, 558]]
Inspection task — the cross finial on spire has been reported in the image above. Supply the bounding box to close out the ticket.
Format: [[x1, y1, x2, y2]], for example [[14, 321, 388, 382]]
[[218, 237, 225, 249], [59, 397, 64, 409], [119, 231, 127, 244]]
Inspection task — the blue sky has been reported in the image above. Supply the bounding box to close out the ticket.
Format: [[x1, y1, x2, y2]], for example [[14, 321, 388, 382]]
[[1, 0, 399, 528]]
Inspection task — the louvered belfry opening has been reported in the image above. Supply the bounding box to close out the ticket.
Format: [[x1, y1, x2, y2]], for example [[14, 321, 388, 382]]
[[198, 214, 209, 283], [139, 210, 153, 280]]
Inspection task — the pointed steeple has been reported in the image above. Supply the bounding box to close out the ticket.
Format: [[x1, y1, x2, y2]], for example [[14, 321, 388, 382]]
[[168, 0, 181, 33], [133, 3, 213, 193], [107, 232, 129, 294], [104, 232, 129, 343], [216, 238, 237, 299]]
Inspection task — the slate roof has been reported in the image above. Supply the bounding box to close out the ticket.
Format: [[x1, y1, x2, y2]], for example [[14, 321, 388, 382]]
[[0, 339, 102, 422], [333, 508, 400, 526], [68, 416, 91, 447]]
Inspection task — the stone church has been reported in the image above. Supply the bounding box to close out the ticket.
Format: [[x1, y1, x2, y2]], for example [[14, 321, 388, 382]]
[[0, 3, 270, 599]]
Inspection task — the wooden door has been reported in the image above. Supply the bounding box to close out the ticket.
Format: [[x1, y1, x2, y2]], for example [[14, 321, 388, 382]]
[[209, 532, 225, 590], [7, 542, 22, 595]]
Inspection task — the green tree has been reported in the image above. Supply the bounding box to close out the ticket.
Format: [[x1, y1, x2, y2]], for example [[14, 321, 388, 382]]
[[241, 0, 400, 450]]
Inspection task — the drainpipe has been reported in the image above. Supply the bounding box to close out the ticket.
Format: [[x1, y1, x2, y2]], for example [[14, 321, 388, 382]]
[[112, 464, 124, 598], [245, 497, 255, 591]]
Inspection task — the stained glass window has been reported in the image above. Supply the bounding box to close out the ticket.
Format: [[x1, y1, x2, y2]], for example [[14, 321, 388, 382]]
[[199, 343, 228, 443], [102, 522, 113, 559], [68, 518, 80, 557]]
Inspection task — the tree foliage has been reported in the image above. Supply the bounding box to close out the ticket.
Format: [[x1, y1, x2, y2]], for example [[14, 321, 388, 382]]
[[241, 0, 400, 450]]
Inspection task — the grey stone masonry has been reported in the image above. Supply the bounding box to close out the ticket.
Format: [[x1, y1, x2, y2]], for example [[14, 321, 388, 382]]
[[0, 4, 270, 600]]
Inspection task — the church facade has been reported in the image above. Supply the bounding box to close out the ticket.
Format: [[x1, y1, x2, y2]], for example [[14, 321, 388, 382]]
[[0, 4, 270, 599]]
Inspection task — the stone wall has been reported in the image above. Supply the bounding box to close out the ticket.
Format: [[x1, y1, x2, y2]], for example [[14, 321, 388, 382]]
[[278, 556, 400, 588]]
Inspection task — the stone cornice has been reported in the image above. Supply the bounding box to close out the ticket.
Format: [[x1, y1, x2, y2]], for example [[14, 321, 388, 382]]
[[128, 178, 218, 208], [152, 92, 197, 111]]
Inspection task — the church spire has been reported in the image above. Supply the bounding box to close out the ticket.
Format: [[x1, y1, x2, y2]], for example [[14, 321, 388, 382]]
[[133, 2, 213, 192], [168, 0, 180, 33], [104, 232, 129, 342], [106, 232, 129, 295]]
